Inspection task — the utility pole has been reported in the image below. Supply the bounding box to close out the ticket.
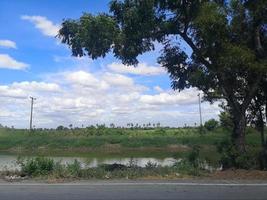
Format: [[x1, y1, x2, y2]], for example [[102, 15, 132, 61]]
[[198, 93, 203, 133], [29, 96, 36, 131]]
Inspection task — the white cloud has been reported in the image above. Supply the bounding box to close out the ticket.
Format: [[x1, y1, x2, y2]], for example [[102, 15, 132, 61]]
[[111, 107, 134, 115], [103, 73, 134, 87], [21, 15, 60, 37], [0, 86, 26, 98], [66, 71, 99, 86], [0, 82, 61, 99], [11, 81, 61, 92], [154, 86, 163, 92], [118, 92, 140, 103], [0, 54, 29, 70], [0, 40, 17, 49], [65, 70, 109, 90], [140, 89, 200, 106], [108, 62, 165, 76]]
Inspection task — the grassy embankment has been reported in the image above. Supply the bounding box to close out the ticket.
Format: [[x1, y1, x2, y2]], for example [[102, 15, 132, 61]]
[[0, 127, 262, 157], [0, 127, 222, 151]]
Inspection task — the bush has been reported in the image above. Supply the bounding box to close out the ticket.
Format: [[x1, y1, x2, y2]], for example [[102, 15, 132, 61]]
[[173, 145, 203, 176], [18, 157, 55, 176], [99, 163, 127, 171], [204, 119, 219, 131], [217, 139, 259, 169], [154, 128, 166, 135], [188, 145, 204, 175], [66, 159, 82, 177], [145, 161, 158, 169]]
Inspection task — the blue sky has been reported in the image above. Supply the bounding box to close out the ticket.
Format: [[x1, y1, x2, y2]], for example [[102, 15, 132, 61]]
[[0, 0, 220, 128]]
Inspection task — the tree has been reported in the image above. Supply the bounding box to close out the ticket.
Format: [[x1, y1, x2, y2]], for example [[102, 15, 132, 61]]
[[69, 124, 73, 129], [110, 123, 115, 128], [204, 119, 219, 131], [58, 0, 267, 154], [56, 125, 64, 131]]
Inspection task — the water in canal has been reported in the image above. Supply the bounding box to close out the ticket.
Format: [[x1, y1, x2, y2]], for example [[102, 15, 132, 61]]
[[0, 154, 178, 171]]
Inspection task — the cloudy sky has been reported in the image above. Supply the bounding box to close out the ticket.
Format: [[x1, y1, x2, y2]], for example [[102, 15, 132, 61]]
[[0, 0, 221, 128]]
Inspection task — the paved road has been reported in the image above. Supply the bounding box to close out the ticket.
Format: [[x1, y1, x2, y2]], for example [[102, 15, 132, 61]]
[[0, 181, 267, 200]]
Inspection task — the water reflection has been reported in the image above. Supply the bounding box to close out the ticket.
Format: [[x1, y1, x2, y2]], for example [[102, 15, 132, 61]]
[[0, 154, 178, 171]]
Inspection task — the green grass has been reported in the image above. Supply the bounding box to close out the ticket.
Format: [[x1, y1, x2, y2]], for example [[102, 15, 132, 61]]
[[0, 127, 225, 149], [0, 126, 262, 159]]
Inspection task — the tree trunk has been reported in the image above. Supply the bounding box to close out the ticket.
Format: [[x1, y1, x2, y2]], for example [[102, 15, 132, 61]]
[[258, 107, 265, 148], [232, 113, 246, 153], [259, 119, 265, 148]]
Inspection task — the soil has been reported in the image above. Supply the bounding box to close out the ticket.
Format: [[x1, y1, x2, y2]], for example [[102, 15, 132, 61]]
[[209, 169, 267, 180]]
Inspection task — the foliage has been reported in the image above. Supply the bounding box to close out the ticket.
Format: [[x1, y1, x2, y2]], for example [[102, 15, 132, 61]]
[[145, 161, 158, 169], [18, 157, 55, 176], [154, 128, 166, 135], [13, 157, 207, 179], [219, 111, 234, 130], [216, 139, 259, 169], [173, 145, 206, 176], [187, 145, 203, 175], [187, 145, 201, 169], [66, 159, 82, 177], [204, 119, 219, 131]]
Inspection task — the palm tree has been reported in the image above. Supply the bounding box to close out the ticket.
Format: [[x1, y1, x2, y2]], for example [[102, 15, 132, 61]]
[[69, 124, 73, 129]]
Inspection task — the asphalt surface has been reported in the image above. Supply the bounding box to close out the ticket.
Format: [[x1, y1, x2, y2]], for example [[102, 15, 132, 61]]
[[0, 181, 267, 200]]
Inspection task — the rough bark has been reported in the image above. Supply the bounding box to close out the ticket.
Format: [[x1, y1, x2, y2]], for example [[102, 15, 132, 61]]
[[256, 101, 265, 148], [259, 113, 265, 148], [232, 112, 246, 153]]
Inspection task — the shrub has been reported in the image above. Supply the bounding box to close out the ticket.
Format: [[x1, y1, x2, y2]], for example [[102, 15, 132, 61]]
[[67, 159, 82, 177], [188, 145, 201, 169], [18, 157, 55, 176], [204, 119, 219, 131], [217, 139, 259, 169], [53, 161, 66, 178], [154, 128, 166, 135], [173, 145, 203, 176], [98, 163, 128, 172], [128, 158, 138, 168], [145, 161, 158, 169]]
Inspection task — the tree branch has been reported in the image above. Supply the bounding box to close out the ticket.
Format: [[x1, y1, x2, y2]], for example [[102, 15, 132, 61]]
[[179, 32, 212, 68], [254, 24, 264, 57]]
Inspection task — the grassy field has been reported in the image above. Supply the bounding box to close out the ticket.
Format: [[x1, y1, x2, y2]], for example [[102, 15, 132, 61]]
[[0, 126, 262, 156], [0, 127, 222, 149]]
